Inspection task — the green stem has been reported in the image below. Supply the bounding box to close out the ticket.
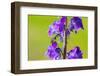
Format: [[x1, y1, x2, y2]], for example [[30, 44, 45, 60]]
[[63, 30, 67, 59], [63, 17, 67, 59]]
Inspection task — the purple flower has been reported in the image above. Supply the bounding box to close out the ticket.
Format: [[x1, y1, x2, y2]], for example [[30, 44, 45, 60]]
[[48, 16, 66, 36], [46, 41, 61, 60], [48, 25, 57, 36], [67, 46, 83, 59], [69, 17, 84, 33], [52, 41, 57, 48], [59, 16, 66, 32], [66, 29, 70, 36]]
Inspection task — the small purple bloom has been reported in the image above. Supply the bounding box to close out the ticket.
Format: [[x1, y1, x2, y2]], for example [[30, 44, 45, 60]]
[[53, 21, 60, 31], [48, 25, 57, 36], [60, 16, 66, 23], [67, 46, 83, 59], [59, 24, 65, 32], [52, 41, 58, 48], [55, 48, 62, 53], [69, 17, 84, 33], [66, 29, 70, 36], [48, 16, 66, 36], [46, 42, 61, 60], [59, 16, 66, 32]]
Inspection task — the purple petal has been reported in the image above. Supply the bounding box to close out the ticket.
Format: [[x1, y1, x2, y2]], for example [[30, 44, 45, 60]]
[[69, 24, 74, 31], [48, 16, 67, 37], [55, 48, 61, 53], [66, 29, 70, 36], [69, 17, 84, 33], [53, 21, 60, 30], [46, 45, 61, 60], [52, 41, 58, 48], [48, 25, 54, 36], [60, 16, 66, 23], [67, 46, 83, 59], [59, 23, 65, 32], [48, 25, 57, 36]]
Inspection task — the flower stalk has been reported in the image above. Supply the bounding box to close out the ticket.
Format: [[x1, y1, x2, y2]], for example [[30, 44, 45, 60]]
[[63, 30, 67, 59], [63, 17, 67, 59]]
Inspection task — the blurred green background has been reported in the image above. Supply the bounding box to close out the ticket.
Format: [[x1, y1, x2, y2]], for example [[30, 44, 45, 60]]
[[28, 15, 88, 60]]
